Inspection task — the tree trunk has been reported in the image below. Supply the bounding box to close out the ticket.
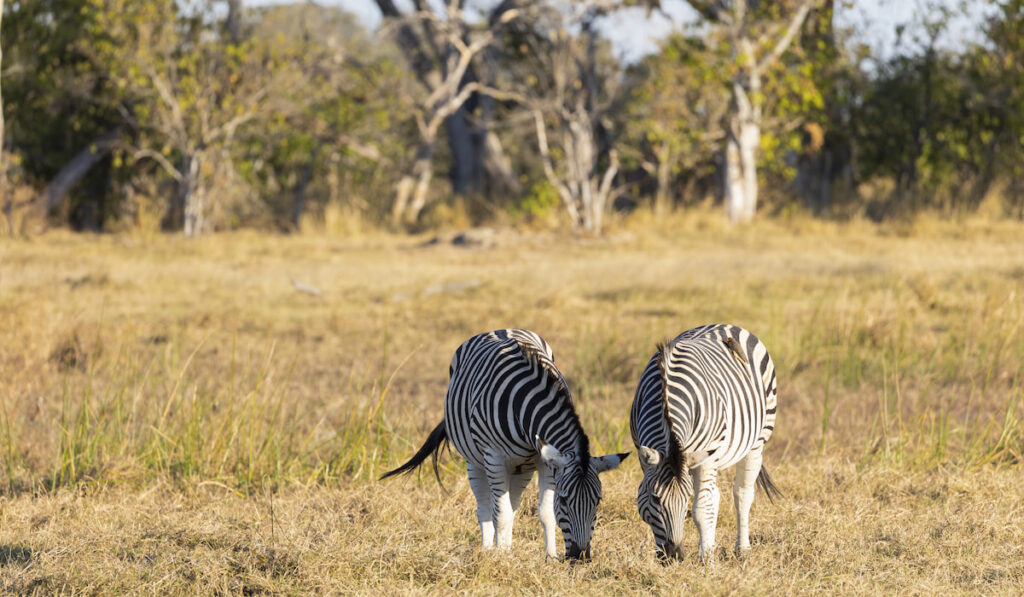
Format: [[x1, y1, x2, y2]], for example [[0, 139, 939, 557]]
[[406, 150, 436, 225], [476, 44, 521, 197], [446, 109, 478, 195], [40, 128, 124, 214], [725, 75, 761, 225], [225, 0, 243, 44], [718, 1, 811, 224], [181, 152, 205, 237], [481, 130, 519, 195], [654, 141, 672, 215], [393, 141, 434, 226], [292, 143, 320, 231]]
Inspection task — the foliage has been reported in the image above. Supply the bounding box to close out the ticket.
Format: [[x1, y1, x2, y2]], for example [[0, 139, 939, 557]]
[[622, 30, 731, 209], [848, 1, 1024, 217], [2, 0, 1024, 233], [2, 0, 125, 227], [234, 5, 413, 229]]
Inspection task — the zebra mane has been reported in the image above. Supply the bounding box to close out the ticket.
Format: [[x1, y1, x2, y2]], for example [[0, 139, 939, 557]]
[[515, 339, 590, 468], [655, 342, 686, 481]]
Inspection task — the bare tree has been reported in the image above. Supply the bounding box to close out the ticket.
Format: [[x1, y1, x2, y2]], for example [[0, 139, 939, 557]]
[[375, 0, 521, 226], [688, 0, 816, 224], [514, 1, 628, 235], [91, 1, 273, 236]]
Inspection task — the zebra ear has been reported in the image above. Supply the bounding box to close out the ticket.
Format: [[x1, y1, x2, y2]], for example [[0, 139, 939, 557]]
[[536, 435, 571, 469], [683, 450, 711, 469], [593, 451, 630, 473], [638, 446, 662, 468]]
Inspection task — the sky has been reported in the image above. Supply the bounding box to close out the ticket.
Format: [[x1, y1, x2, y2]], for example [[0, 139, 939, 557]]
[[248, 0, 993, 64]]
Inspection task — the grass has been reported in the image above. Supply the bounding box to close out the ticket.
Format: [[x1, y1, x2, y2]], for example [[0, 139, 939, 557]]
[[0, 214, 1023, 593]]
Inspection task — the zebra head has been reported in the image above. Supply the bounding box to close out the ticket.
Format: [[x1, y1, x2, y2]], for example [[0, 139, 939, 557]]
[[635, 444, 705, 560], [537, 436, 629, 560]]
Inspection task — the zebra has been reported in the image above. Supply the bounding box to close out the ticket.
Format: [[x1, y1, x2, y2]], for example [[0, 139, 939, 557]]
[[630, 324, 780, 563], [381, 329, 630, 560]]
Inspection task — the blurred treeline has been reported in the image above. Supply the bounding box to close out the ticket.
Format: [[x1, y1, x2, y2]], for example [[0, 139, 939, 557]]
[[1, 0, 1022, 236]]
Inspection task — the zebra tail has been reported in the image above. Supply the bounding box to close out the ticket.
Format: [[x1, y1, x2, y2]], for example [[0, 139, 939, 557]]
[[756, 464, 782, 504], [379, 421, 449, 488]]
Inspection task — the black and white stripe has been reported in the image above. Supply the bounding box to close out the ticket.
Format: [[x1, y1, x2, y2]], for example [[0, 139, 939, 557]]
[[382, 329, 629, 560], [631, 324, 780, 562]]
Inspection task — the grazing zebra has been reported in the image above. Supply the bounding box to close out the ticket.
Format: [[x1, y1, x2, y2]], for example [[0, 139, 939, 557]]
[[381, 329, 629, 560], [630, 324, 780, 563]]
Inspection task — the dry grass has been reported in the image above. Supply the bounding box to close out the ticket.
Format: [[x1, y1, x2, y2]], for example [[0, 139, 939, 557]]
[[1, 214, 1023, 594]]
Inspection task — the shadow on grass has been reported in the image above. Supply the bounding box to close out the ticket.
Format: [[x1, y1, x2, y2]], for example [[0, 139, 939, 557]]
[[0, 545, 33, 567]]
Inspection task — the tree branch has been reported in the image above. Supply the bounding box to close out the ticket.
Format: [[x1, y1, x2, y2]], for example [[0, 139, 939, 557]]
[[374, 0, 442, 92], [129, 147, 185, 182], [532, 109, 578, 222], [754, 0, 815, 76], [339, 136, 390, 164], [596, 148, 619, 202]]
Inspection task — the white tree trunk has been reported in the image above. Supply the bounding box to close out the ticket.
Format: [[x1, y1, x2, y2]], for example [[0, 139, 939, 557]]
[[726, 74, 761, 225], [392, 141, 434, 226], [720, 1, 812, 225]]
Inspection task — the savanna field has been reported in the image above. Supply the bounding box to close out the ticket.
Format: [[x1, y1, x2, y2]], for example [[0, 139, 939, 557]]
[[1, 216, 1023, 594]]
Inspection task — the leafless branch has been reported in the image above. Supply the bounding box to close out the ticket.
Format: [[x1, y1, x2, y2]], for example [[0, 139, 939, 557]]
[[596, 148, 619, 203], [129, 147, 185, 182], [753, 1, 815, 76], [339, 136, 390, 164], [532, 108, 578, 221], [147, 67, 185, 135]]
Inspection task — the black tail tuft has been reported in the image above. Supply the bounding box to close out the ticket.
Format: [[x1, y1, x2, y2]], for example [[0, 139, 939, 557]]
[[380, 421, 449, 488], [756, 464, 782, 504]]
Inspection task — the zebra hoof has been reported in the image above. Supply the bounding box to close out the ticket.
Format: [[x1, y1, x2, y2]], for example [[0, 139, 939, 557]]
[[697, 545, 718, 566]]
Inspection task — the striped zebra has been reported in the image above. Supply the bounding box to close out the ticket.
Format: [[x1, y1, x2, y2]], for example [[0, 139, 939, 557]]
[[630, 324, 780, 563], [381, 329, 629, 560]]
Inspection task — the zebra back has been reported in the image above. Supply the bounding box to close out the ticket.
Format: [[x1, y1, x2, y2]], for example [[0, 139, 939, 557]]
[[508, 333, 590, 467], [635, 324, 776, 471]]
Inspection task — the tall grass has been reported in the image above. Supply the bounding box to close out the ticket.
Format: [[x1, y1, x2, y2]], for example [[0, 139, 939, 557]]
[[1, 226, 1022, 495], [2, 328, 404, 494]]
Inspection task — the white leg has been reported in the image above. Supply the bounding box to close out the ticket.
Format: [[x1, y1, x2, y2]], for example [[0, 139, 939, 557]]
[[486, 456, 515, 549], [733, 447, 762, 555], [691, 465, 720, 565], [467, 463, 495, 549], [537, 463, 559, 558]]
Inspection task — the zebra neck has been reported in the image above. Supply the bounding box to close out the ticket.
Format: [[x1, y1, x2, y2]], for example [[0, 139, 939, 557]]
[[662, 400, 696, 452], [659, 413, 692, 450], [532, 412, 589, 466]]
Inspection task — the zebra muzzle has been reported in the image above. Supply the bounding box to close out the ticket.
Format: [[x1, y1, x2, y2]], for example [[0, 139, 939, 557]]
[[566, 542, 592, 561], [657, 540, 685, 562]]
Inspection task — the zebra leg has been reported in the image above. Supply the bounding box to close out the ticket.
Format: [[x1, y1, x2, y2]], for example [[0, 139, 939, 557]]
[[508, 470, 534, 513], [691, 465, 721, 565], [486, 457, 516, 550], [537, 463, 559, 559], [732, 446, 763, 556], [467, 463, 495, 549]]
